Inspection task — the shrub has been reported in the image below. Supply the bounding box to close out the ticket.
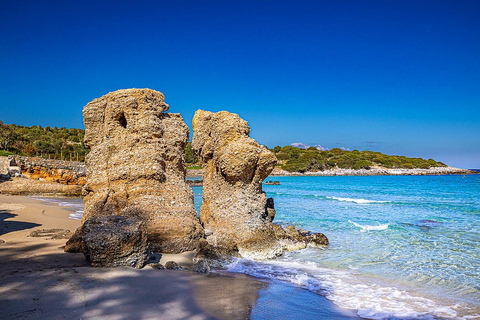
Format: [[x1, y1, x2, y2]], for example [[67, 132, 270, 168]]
[[185, 142, 198, 164], [401, 163, 414, 169], [352, 160, 372, 170]]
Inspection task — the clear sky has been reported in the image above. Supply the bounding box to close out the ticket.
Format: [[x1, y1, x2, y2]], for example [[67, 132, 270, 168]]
[[1, 1, 479, 168]]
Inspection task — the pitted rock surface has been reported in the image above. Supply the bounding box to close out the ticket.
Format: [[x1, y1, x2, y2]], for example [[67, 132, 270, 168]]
[[70, 89, 203, 253], [82, 214, 148, 268], [192, 110, 327, 258]]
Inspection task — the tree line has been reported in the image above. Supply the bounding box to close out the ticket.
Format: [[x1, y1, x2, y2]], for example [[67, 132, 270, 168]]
[[271, 145, 446, 172], [1, 120, 446, 172], [0, 120, 88, 161]]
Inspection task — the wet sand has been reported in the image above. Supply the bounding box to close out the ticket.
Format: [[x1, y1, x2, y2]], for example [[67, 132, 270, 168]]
[[0, 195, 360, 319]]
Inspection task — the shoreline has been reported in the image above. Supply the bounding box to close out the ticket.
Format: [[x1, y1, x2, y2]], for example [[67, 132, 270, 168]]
[[187, 166, 476, 177], [268, 166, 477, 176], [0, 195, 360, 319]]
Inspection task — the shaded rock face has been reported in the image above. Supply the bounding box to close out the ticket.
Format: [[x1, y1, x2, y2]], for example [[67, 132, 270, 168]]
[[192, 110, 327, 259], [192, 110, 277, 252], [82, 214, 148, 268], [78, 88, 203, 253]]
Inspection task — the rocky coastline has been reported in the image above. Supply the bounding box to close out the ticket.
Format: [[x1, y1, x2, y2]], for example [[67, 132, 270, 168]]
[[269, 166, 476, 176], [186, 166, 476, 178]]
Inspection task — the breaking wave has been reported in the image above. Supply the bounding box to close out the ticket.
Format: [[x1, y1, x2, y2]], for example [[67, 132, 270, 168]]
[[349, 220, 390, 231], [226, 257, 471, 320], [326, 196, 390, 204]]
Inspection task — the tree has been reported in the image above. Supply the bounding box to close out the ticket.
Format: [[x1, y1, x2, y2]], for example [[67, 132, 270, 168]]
[[0, 121, 16, 150], [185, 142, 197, 164]]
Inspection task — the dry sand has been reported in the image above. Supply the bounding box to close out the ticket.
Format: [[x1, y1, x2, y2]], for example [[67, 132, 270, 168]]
[[0, 195, 263, 319], [0, 195, 361, 320]]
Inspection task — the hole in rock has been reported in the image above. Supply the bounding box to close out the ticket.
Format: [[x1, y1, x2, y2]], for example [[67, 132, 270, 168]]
[[118, 113, 127, 128]]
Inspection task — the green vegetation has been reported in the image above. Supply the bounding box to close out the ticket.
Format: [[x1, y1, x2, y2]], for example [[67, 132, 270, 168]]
[[0, 120, 89, 161], [0, 120, 446, 172], [185, 142, 198, 164], [270, 146, 446, 173]]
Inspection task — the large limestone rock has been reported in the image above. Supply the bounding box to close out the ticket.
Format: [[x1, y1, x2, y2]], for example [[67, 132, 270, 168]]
[[73, 88, 203, 253], [192, 110, 328, 259], [82, 214, 148, 268]]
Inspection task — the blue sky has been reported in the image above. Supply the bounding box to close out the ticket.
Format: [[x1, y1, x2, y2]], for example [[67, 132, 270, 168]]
[[1, 1, 479, 168]]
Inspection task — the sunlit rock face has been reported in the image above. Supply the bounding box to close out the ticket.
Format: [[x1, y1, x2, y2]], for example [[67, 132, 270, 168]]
[[192, 110, 327, 259], [79, 88, 203, 253]]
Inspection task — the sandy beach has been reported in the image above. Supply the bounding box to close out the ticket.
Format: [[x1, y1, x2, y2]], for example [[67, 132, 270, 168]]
[[0, 195, 263, 319], [0, 195, 360, 320]]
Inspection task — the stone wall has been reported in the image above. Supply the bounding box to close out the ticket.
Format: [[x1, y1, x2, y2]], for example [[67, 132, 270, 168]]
[[8, 156, 86, 185]]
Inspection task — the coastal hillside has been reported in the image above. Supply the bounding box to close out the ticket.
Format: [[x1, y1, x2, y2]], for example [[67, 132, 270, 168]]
[[270, 145, 446, 173], [0, 120, 450, 173], [0, 121, 88, 161]]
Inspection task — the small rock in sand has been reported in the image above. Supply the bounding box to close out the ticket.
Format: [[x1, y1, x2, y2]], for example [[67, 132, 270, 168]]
[[165, 261, 180, 270], [29, 229, 72, 240]]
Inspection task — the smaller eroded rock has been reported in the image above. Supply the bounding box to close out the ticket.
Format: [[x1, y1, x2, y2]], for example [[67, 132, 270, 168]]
[[164, 261, 180, 270], [82, 215, 148, 269], [193, 259, 211, 273], [147, 263, 165, 270]]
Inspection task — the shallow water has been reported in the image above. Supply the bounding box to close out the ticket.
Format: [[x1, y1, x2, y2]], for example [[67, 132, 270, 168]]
[[31, 196, 84, 220], [39, 174, 480, 319], [226, 175, 480, 319]]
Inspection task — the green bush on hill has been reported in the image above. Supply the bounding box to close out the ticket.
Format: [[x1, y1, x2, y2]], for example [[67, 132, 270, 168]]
[[270, 145, 446, 173], [0, 121, 89, 161]]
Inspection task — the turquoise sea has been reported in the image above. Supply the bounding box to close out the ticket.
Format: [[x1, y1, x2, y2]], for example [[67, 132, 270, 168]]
[[222, 175, 480, 319], [46, 174, 480, 319]]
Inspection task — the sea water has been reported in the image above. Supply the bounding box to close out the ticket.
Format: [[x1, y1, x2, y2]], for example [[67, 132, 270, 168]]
[[31, 197, 84, 220], [223, 175, 480, 319], [42, 175, 480, 319]]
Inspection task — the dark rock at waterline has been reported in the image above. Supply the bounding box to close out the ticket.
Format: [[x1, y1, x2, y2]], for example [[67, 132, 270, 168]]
[[265, 181, 280, 185], [186, 179, 203, 187], [195, 238, 239, 264], [193, 259, 211, 273], [263, 197, 276, 222], [81, 215, 148, 269], [284, 225, 329, 246]]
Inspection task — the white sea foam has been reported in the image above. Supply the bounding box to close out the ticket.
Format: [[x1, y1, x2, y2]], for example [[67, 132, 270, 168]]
[[349, 220, 390, 231], [226, 258, 468, 320], [69, 210, 83, 220], [326, 196, 390, 204]]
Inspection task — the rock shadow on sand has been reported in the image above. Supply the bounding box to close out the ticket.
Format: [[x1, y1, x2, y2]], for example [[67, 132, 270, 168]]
[[0, 210, 40, 236]]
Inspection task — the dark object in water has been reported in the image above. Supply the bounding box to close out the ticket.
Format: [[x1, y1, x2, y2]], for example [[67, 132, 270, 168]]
[[187, 179, 203, 186], [265, 181, 280, 185]]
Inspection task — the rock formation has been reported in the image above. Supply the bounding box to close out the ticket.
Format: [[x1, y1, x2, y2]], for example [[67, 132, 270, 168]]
[[192, 110, 328, 259], [82, 214, 148, 268], [67, 88, 203, 256]]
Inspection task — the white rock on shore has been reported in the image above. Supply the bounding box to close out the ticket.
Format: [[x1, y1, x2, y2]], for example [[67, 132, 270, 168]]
[[270, 166, 475, 176]]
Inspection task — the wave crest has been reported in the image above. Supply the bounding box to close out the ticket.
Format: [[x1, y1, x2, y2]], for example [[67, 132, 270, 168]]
[[326, 196, 390, 204]]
